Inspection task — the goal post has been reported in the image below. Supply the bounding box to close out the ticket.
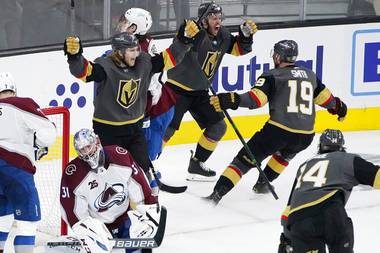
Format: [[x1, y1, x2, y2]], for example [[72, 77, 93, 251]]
[[34, 106, 70, 238]]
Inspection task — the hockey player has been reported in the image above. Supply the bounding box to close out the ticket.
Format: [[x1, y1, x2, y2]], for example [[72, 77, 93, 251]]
[[60, 128, 162, 253], [0, 72, 56, 253], [64, 21, 199, 176], [114, 8, 176, 162], [163, 1, 257, 181], [206, 40, 348, 204], [279, 129, 380, 253]]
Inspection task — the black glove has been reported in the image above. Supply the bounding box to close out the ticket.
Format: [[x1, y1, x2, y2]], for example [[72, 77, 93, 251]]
[[34, 133, 49, 160], [327, 97, 347, 121], [210, 92, 241, 112], [63, 36, 83, 59], [278, 233, 293, 253]]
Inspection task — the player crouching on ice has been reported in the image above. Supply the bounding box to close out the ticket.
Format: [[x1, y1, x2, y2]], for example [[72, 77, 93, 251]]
[[47, 129, 166, 253]]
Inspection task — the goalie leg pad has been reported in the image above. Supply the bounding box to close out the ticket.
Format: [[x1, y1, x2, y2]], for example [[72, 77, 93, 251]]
[[72, 217, 113, 253]]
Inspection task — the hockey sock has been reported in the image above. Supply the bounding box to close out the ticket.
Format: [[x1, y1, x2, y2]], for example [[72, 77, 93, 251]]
[[194, 134, 218, 162], [263, 154, 289, 182], [0, 231, 9, 250], [14, 235, 35, 253], [214, 165, 243, 196]]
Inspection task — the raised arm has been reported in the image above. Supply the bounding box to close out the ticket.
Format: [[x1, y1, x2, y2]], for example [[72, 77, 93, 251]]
[[64, 36, 107, 83]]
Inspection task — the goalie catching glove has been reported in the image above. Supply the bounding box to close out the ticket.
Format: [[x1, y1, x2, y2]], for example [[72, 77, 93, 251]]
[[210, 92, 241, 112], [327, 97, 347, 121]]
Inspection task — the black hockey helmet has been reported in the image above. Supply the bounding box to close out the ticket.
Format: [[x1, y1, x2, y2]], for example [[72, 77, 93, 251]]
[[198, 1, 223, 20], [318, 129, 345, 154], [111, 32, 139, 51], [273, 40, 298, 63]]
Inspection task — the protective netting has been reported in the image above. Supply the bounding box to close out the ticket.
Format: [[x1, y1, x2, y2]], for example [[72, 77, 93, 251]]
[[34, 107, 70, 239]]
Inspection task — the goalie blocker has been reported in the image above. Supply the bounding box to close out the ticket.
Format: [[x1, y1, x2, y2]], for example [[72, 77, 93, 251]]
[[45, 205, 167, 252]]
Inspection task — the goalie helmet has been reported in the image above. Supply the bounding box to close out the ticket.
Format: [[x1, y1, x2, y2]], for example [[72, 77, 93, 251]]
[[124, 8, 152, 35], [0, 72, 16, 94], [198, 1, 223, 20], [111, 32, 139, 51], [74, 129, 105, 170], [273, 40, 298, 63], [318, 129, 345, 154]]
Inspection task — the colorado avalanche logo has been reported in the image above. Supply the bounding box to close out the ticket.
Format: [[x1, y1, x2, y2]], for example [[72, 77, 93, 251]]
[[65, 164, 77, 175], [115, 146, 128, 155], [94, 183, 126, 212]]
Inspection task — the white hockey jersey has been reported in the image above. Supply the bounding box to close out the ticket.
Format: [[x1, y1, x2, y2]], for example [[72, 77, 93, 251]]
[[0, 97, 56, 174], [60, 145, 157, 231]]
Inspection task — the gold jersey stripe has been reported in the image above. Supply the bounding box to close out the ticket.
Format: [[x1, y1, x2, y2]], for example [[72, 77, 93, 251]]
[[166, 79, 193, 91], [374, 168, 380, 189], [268, 120, 315, 134], [230, 41, 242, 56], [79, 60, 93, 82], [162, 48, 176, 71], [198, 134, 218, 151], [314, 87, 332, 106], [249, 88, 268, 107], [289, 190, 338, 215], [93, 114, 144, 126], [222, 166, 242, 185]]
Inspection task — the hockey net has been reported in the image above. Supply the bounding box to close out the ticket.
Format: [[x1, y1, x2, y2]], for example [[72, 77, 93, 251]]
[[34, 106, 70, 242]]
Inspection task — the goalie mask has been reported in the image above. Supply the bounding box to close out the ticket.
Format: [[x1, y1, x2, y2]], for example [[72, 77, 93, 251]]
[[318, 129, 345, 154], [74, 129, 105, 171], [0, 72, 17, 94]]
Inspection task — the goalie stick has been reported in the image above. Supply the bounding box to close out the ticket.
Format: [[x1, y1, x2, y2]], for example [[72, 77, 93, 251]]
[[47, 206, 167, 249]]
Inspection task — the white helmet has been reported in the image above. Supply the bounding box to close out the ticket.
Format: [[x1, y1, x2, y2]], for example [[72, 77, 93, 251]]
[[0, 72, 16, 93], [124, 8, 152, 35]]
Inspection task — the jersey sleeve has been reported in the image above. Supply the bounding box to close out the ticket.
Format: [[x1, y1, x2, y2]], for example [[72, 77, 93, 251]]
[[151, 38, 190, 73], [353, 156, 380, 189], [20, 99, 56, 148], [313, 77, 335, 108], [227, 31, 253, 56], [68, 55, 107, 83], [239, 73, 274, 109], [60, 162, 90, 227], [127, 163, 158, 206]]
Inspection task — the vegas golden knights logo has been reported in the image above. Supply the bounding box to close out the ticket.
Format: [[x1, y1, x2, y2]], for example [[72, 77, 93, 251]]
[[117, 79, 140, 109], [201, 51, 221, 79]]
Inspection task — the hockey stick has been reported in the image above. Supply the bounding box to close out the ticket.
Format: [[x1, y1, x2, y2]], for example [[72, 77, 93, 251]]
[[151, 166, 188, 194], [209, 87, 279, 200], [47, 206, 167, 249]]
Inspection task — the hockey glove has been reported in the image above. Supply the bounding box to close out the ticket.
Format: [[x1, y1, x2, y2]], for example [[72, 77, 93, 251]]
[[278, 233, 293, 253], [184, 20, 201, 39], [210, 92, 241, 112], [34, 133, 49, 160], [327, 97, 347, 121], [34, 147, 48, 161], [64, 36, 83, 57], [240, 19, 258, 38]]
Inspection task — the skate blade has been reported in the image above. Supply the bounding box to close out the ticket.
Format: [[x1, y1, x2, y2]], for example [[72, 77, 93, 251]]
[[186, 173, 217, 182]]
